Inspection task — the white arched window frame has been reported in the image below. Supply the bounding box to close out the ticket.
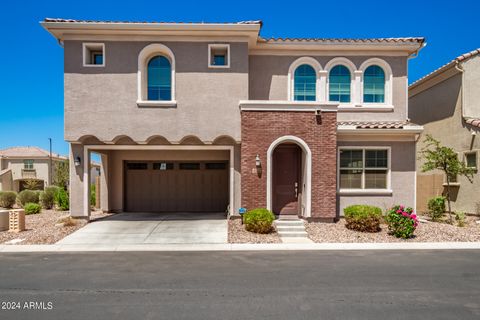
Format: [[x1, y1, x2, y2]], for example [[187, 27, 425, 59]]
[[287, 57, 322, 101], [359, 58, 393, 106], [137, 43, 176, 107], [324, 57, 356, 106]]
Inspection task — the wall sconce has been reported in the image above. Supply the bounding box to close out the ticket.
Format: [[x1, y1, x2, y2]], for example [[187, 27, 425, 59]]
[[255, 154, 261, 167], [74, 156, 81, 167]]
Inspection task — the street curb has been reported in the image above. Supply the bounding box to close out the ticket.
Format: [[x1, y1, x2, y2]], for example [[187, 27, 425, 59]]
[[1, 242, 480, 252]]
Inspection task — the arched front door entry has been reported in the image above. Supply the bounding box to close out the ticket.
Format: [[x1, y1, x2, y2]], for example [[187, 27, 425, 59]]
[[272, 144, 302, 216]]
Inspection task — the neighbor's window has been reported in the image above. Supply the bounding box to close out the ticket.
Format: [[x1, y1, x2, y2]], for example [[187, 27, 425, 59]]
[[465, 152, 477, 170], [363, 65, 385, 103], [147, 55, 172, 101], [339, 149, 389, 189], [209, 44, 230, 68], [294, 64, 316, 101], [83, 43, 105, 67], [23, 159, 34, 170], [329, 65, 351, 103]]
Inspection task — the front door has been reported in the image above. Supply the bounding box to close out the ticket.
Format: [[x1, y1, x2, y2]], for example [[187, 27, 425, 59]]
[[272, 144, 301, 216]]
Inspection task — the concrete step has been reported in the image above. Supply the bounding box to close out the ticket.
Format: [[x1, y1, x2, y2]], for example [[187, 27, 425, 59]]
[[276, 225, 306, 232], [275, 220, 304, 227], [277, 231, 308, 237]]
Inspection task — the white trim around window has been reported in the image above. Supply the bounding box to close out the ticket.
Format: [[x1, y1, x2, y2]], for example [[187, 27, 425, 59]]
[[287, 57, 323, 101], [359, 58, 393, 106], [337, 146, 392, 195], [208, 44, 230, 68], [82, 43, 105, 67], [137, 43, 176, 107]]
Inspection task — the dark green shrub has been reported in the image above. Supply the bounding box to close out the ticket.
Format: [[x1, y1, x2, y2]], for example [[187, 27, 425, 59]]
[[0, 191, 17, 209], [427, 196, 445, 221], [40, 186, 58, 209], [385, 205, 418, 239], [54, 188, 69, 211], [243, 208, 275, 234], [344, 205, 382, 232], [24, 203, 41, 215], [90, 184, 96, 207], [17, 190, 40, 207]]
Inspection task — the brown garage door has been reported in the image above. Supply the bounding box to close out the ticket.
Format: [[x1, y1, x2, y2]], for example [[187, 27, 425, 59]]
[[124, 161, 229, 212]]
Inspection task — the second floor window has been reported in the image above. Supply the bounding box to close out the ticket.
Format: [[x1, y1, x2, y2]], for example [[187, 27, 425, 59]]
[[294, 64, 316, 101], [24, 159, 34, 170], [329, 65, 351, 103], [363, 65, 385, 103], [147, 55, 172, 101]]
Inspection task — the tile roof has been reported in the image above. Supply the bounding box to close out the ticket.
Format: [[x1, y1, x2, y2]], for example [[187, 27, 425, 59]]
[[43, 18, 262, 25], [410, 48, 480, 88], [465, 118, 480, 128], [260, 37, 425, 44], [337, 121, 410, 129], [0, 146, 66, 159]]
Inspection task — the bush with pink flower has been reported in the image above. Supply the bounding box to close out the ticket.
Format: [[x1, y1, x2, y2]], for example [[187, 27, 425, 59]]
[[385, 205, 418, 239]]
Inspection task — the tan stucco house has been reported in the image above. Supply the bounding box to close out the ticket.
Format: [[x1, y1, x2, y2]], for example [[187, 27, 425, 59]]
[[409, 49, 480, 214], [42, 18, 424, 221], [0, 146, 67, 192]]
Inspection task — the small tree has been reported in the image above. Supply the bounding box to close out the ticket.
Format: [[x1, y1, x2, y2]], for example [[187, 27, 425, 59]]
[[419, 135, 474, 222], [53, 159, 69, 190]]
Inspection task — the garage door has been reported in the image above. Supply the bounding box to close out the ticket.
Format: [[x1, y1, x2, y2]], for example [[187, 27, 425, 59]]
[[124, 161, 229, 212]]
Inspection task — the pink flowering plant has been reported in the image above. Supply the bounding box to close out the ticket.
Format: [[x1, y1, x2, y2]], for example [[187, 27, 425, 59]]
[[385, 205, 418, 239]]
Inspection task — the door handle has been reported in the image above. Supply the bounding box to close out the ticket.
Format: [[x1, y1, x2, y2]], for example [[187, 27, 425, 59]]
[[294, 182, 298, 198]]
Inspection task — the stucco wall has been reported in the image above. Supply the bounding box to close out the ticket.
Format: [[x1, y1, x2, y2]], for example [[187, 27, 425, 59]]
[[64, 41, 249, 143], [337, 140, 416, 214], [409, 71, 480, 214], [248, 55, 408, 121], [463, 56, 480, 118]]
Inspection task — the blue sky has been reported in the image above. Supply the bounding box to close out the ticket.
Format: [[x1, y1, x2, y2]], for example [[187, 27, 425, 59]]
[[0, 0, 479, 156]]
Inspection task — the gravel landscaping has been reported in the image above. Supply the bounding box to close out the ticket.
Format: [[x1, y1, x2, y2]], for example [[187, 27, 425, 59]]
[[228, 218, 281, 243], [0, 209, 112, 245], [306, 216, 480, 243]]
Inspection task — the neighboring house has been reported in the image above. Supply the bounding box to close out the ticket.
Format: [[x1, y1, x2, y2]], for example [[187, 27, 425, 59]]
[[42, 18, 424, 221], [409, 49, 480, 214], [0, 146, 67, 192], [90, 161, 100, 185]]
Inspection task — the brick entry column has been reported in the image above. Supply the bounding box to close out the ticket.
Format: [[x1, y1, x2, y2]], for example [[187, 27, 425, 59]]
[[240, 109, 337, 221]]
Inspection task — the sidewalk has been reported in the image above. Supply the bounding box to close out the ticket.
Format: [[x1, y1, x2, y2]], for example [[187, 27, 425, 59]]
[[1, 242, 480, 252]]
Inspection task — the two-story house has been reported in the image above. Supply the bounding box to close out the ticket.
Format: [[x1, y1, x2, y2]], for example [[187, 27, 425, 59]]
[[409, 49, 480, 214], [0, 146, 67, 192], [42, 18, 424, 222]]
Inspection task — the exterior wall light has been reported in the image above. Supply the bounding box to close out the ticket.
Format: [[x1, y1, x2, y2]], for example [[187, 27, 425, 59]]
[[74, 156, 82, 167], [255, 154, 261, 167]]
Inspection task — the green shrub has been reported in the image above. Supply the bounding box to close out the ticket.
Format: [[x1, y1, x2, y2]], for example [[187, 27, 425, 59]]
[[243, 208, 275, 234], [385, 205, 418, 239], [17, 190, 40, 207], [90, 184, 96, 207], [427, 196, 445, 221], [24, 203, 41, 215], [0, 191, 17, 209], [54, 188, 69, 211], [343, 205, 382, 232], [455, 211, 466, 227], [40, 186, 58, 209]]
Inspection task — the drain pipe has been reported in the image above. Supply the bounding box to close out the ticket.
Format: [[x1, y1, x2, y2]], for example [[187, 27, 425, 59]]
[[455, 59, 466, 119]]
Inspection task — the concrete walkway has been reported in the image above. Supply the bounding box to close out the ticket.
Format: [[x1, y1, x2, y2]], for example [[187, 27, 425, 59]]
[[57, 212, 228, 245]]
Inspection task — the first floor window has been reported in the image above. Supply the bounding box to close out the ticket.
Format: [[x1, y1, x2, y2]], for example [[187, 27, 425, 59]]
[[339, 148, 389, 189], [465, 151, 477, 170], [23, 159, 34, 170]]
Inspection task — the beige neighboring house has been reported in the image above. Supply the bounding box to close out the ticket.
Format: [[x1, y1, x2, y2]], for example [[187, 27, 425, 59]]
[[0, 146, 67, 192], [90, 161, 100, 185], [409, 49, 480, 214], [42, 18, 425, 221]]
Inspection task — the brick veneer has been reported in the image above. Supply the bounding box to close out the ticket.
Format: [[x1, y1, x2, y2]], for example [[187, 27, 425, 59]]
[[241, 110, 337, 221]]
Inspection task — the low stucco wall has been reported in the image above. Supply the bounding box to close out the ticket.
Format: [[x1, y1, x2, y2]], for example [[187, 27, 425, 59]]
[[338, 140, 417, 215]]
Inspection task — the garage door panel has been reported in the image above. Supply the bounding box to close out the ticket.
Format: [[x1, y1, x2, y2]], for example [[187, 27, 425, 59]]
[[125, 161, 228, 213]]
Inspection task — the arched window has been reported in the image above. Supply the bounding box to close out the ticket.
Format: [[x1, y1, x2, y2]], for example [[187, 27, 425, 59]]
[[294, 64, 316, 101], [147, 56, 171, 101], [329, 65, 351, 103], [363, 65, 385, 103]]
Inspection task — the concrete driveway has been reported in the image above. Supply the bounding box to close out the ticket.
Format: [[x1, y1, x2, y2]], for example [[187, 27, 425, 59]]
[[57, 212, 228, 245]]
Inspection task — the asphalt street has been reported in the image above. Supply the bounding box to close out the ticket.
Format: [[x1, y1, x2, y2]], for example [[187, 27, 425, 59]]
[[0, 250, 479, 320]]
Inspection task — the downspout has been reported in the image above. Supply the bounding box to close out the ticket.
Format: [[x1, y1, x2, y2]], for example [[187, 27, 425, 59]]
[[455, 60, 466, 119]]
